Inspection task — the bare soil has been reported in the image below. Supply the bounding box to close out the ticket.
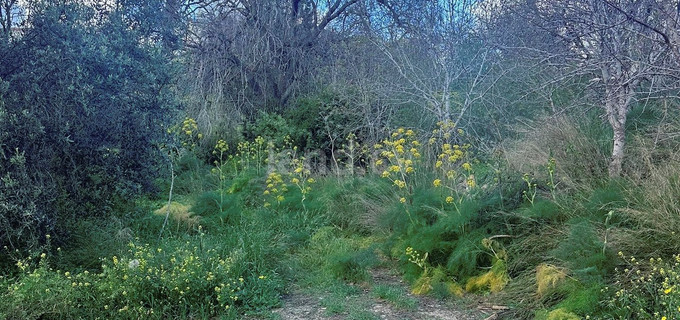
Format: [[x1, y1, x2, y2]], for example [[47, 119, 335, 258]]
[[271, 267, 493, 320]]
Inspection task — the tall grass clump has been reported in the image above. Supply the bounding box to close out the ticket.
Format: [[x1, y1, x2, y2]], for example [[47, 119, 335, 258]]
[[505, 115, 610, 192], [621, 155, 680, 256], [315, 176, 393, 234]]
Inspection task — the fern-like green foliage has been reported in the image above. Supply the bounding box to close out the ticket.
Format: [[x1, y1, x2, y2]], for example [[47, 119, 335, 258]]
[[446, 231, 488, 279], [551, 219, 615, 282], [190, 191, 240, 226], [521, 199, 562, 221], [534, 308, 580, 320], [555, 283, 604, 316], [585, 181, 627, 221]]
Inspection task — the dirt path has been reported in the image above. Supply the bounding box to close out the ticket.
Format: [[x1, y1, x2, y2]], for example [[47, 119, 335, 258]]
[[272, 267, 492, 320]]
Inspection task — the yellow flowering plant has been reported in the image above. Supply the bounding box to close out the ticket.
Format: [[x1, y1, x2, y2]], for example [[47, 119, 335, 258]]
[[428, 120, 476, 212], [603, 252, 680, 319], [235, 136, 266, 175], [374, 127, 422, 223], [211, 139, 230, 214], [3, 240, 246, 318], [166, 117, 203, 151], [289, 155, 314, 211], [263, 171, 287, 208]]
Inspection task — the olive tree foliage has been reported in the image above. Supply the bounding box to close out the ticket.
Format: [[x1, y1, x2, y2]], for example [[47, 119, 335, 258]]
[[180, 0, 361, 135], [0, 0, 181, 254], [481, 0, 680, 177]]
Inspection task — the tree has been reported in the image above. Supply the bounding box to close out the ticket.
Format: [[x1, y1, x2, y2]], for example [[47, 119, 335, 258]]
[[0, 0, 20, 39], [356, 0, 504, 131], [486, 0, 680, 177], [181, 0, 361, 135]]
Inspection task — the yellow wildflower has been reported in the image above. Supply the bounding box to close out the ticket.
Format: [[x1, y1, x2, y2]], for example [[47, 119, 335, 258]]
[[467, 177, 476, 188]]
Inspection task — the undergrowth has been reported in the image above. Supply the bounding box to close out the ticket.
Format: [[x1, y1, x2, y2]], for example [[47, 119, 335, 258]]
[[3, 115, 680, 319]]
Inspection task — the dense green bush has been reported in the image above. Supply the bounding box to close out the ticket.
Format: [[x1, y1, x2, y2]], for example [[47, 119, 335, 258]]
[[0, 1, 179, 255]]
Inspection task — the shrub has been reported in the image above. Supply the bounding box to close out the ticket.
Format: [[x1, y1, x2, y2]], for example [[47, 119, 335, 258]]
[[247, 112, 306, 150], [0, 0, 178, 254], [0, 236, 286, 319], [286, 91, 365, 153], [602, 252, 680, 319]]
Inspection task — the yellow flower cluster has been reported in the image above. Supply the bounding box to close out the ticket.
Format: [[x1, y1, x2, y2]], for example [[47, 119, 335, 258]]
[[264, 171, 287, 207], [214, 139, 229, 154], [290, 158, 312, 192], [374, 127, 421, 206], [606, 252, 680, 319], [405, 246, 429, 271], [288, 154, 315, 210], [182, 117, 198, 136], [428, 120, 476, 207], [235, 136, 266, 174], [173, 117, 203, 149]]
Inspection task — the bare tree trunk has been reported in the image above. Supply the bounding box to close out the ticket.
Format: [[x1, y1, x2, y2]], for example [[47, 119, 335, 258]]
[[608, 109, 626, 178], [605, 81, 635, 178]]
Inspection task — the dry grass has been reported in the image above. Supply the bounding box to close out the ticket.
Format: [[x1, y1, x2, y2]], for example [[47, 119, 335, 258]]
[[619, 152, 680, 255], [503, 115, 609, 192], [535, 264, 568, 297], [154, 202, 200, 230]]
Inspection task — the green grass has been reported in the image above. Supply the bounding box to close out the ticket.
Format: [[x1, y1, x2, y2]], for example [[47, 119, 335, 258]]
[[371, 284, 418, 311]]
